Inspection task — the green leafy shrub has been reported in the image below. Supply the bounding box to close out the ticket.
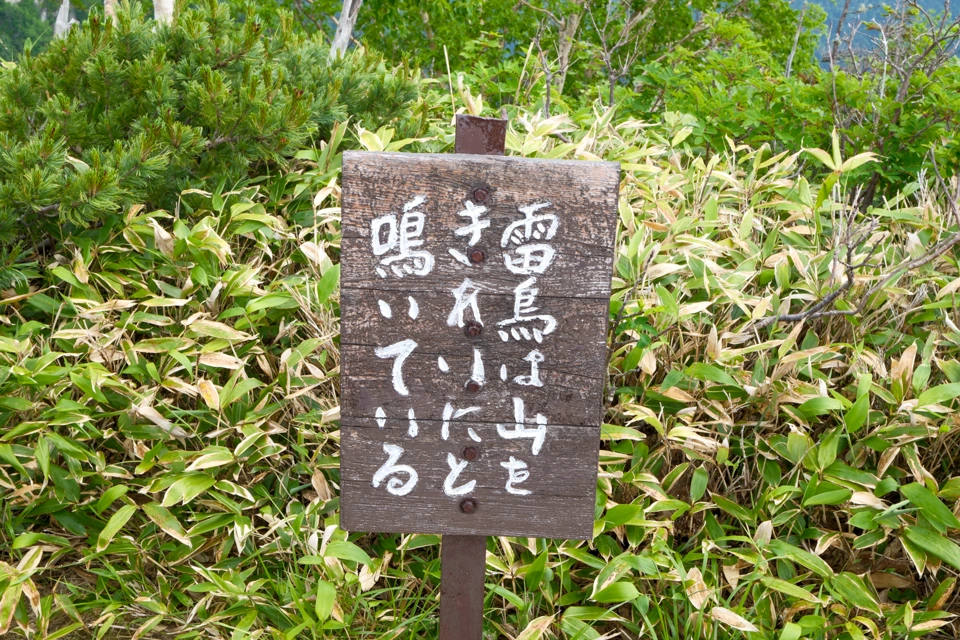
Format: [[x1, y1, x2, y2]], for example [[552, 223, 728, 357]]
[[0, 0, 423, 249], [0, 99, 958, 637]]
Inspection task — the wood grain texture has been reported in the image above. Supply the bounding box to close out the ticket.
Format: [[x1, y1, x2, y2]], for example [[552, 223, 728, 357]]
[[340, 421, 598, 539], [339, 150, 618, 540]]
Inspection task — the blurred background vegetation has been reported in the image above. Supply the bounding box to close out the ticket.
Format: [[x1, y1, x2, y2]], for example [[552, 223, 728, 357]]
[[0, 1, 959, 639]]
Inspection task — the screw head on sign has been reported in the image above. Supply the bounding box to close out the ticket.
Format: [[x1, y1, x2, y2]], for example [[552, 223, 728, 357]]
[[460, 498, 478, 514], [464, 321, 482, 339], [461, 445, 480, 461], [469, 249, 486, 264], [472, 187, 489, 203], [465, 379, 482, 393]]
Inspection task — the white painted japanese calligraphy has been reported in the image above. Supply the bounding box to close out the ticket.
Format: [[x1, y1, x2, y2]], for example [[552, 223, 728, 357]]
[[374, 339, 417, 396], [407, 407, 418, 437], [371, 196, 435, 278], [514, 349, 544, 387], [500, 456, 532, 495], [449, 200, 491, 265], [501, 202, 558, 275], [497, 277, 557, 343], [372, 444, 418, 496], [447, 278, 483, 328], [442, 403, 481, 440], [471, 348, 485, 385], [443, 453, 476, 497], [496, 397, 546, 455]]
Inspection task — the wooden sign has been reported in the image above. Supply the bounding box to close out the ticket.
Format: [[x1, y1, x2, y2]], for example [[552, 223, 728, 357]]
[[339, 151, 619, 540]]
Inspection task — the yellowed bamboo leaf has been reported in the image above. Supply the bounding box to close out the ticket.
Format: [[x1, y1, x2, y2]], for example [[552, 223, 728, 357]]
[[188, 320, 253, 341], [150, 219, 174, 257], [198, 353, 243, 369], [132, 402, 188, 438], [850, 492, 885, 508], [515, 615, 555, 640], [197, 379, 220, 411], [312, 469, 334, 501]]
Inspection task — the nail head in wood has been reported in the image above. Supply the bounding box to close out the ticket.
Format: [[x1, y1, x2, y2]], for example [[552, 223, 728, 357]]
[[463, 321, 482, 339], [459, 498, 478, 514], [461, 446, 480, 461]]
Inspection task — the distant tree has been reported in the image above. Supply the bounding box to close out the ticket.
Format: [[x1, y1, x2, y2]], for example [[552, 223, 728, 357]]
[[154, 0, 172, 24], [330, 0, 362, 57], [53, 0, 73, 37], [0, 0, 53, 59]]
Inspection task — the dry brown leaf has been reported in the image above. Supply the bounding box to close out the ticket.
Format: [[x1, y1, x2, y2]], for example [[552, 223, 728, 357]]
[[911, 620, 953, 632], [162, 377, 199, 397], [815, 532, 842, 555], [722, 564, 740, 590], [754, 521, 773, 547], [312, 469, 334, 501], [930, 578, 956, 610], [891, 342, 917, 390], [22, 578, 40, 613], [851, 492, 886, 508], [706, 325, 720, 361], [645, 263, 686, 280], [639, 349, 657, 375], [869, 572, 914, 589], [877, 446, 900, 478], [685, 567, 713, 610], [709, 606, 759, 632], [358, 563, 377, 592], [150, 219, 174, 257], [300, 241, 328, 266]]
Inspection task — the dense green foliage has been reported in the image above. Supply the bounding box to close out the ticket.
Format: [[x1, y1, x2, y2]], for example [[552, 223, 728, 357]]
[[0, 1, 422, 249], [217, 0, 960, 200], [5, 0, 959, 197], [0, 2, 958, 639], [0, 99, 959, 638]]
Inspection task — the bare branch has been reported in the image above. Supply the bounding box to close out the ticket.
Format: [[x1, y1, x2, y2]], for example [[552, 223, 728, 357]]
[[785, 4, 807, 79], [755, 175, 960, 328]]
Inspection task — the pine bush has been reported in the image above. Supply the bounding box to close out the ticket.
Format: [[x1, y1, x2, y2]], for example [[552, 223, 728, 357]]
[[0, 0, 423, 248]]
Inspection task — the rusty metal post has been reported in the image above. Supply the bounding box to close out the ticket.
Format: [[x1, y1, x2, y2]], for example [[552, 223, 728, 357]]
[[439, 114, 507, 640]]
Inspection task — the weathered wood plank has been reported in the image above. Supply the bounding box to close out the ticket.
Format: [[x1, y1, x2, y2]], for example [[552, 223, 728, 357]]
[[340, 344, 605, 428], [339, 150, 619, 539], [340, 152, 619, 298], [340, 421, 598, 539]]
